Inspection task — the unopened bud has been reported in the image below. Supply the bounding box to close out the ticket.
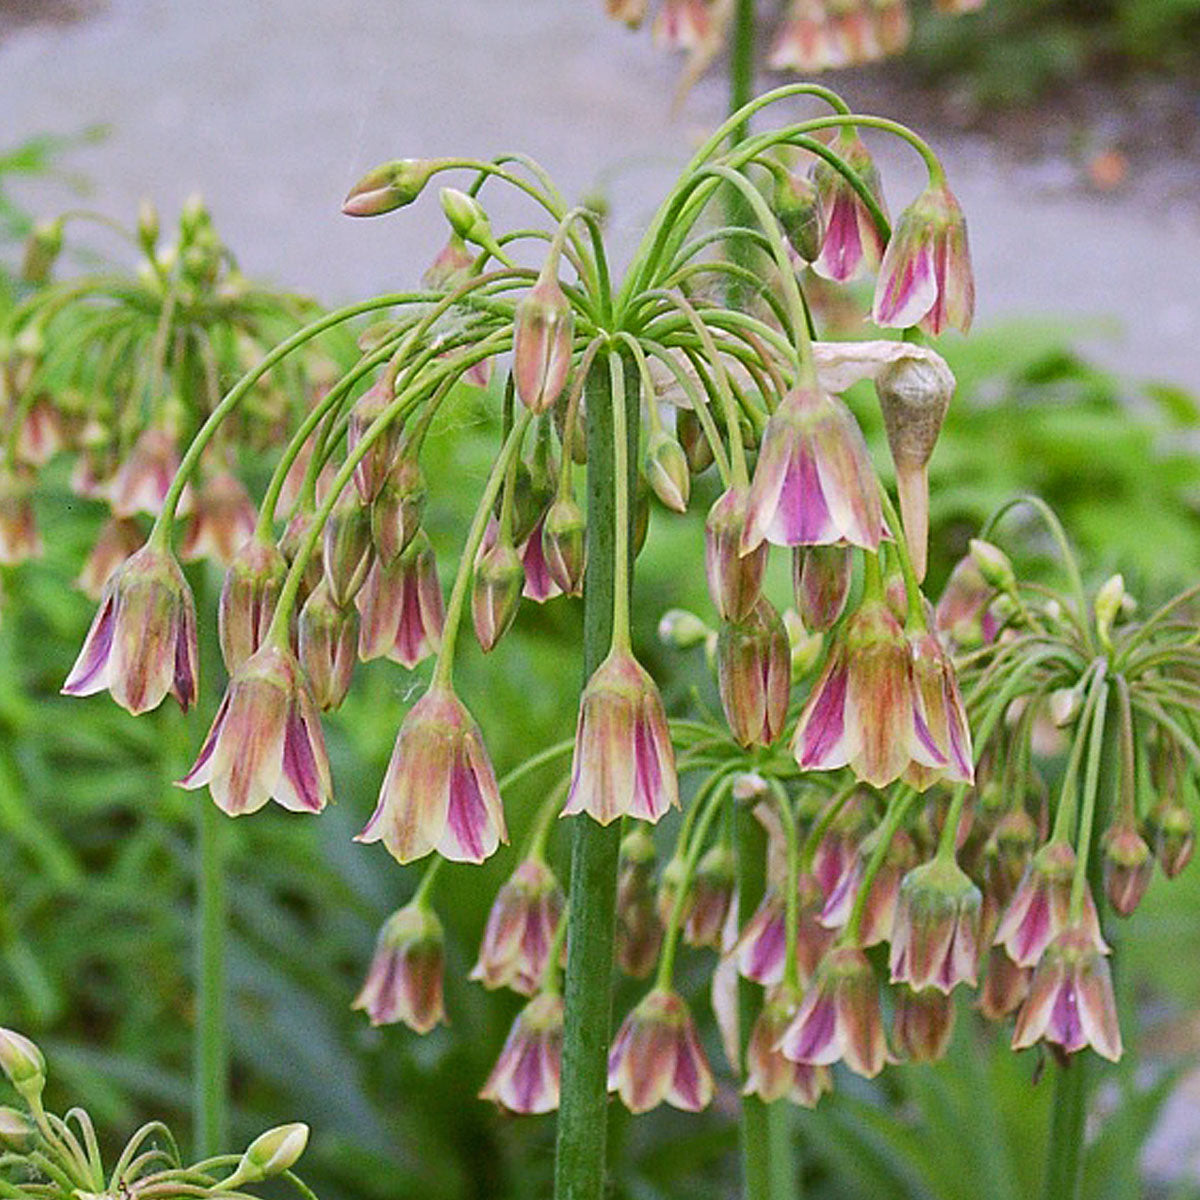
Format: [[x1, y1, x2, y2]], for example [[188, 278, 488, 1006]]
[[438, 187, 506, 261], [226, 1123, 309, 1188], [717, 598, 790, 748], [1094, 574, 1125, 646], [782, 608, 823, 680], [1049, 686, 1082, 727], [968, 539, 1015, 594], [675, 408, 714, 474], [371, 455, 426, 563], [0, 1107, 35, 1152], [705, 486, 765, 622], [793, 545, 851, 632], [542, 495, 585, 595], [179, 193, 209, 241], [772, 171, 823, 262], [1101, 823, 1153, 917], [645, 429, 689, 513], [472, 537, 523, 652], [343, 159, 440, 216], [322, 498, 374, 608], [658, 608, 710, 650], [1147, 799, 1195, 879], [0, 1029, 44, 1098], [137, 198, 160, 253], [21, 219, 63, 285], [513, 274, 574, 413]]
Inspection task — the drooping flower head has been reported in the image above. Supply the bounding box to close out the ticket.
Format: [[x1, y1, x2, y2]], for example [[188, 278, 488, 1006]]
[[744, 988, 832, 1107], [777, 945, 887, 1079], [356, 532, 444, 668], [353, 903, 445, 1033], [608, 988, 714, 1114], [563, 648, 679, 825], [872, 180, 975, 335], [889, 857, 982, 993], [717, 597, 791, 749], [63, 541, 198, 715], [907, 632, 974, 788], [1011, 926, 1122, 1062], [179, 642, 330, 816], [742, 386, 884, 553], [479, 992, 564, 1114], [892, 986, 956, 1062], [470, 858, 564, 995], [811, 130, 888, 283], [356, 684, 506, 864], [791, 599, 945, 789], [218, 535, 288, 674]]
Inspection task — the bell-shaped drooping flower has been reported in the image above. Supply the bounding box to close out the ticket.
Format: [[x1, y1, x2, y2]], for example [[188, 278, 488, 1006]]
[[735, 875, 832, 988], [994, 842, 1103, 968], [371, 453, 426, 563], [608, 988, 714, 1114], [357, 683, 506, 863], [342, 157, 442, 217], [14, 395, 65, 466], [772, 168, 824, 263], [479, 992, 564, 1114], [513, 267, 574, 414], [1011, 927, 1122, 1062], [563, 648, 679, 825], [934, 553, 999, 650], [542, 495, 585, 596], [1146, 797, 1195, 879], [717, 597, 791, 749], [470, 858, 564, 995], [892, 986, 956, 1062], [889, 857, 982, 992], [792, 599, 945, 789], [322, 495, 374, 608], [77, 516, 142, 600], [356, 532, 444, 668], [348, 377, 403, 504], [872, 180, 975, 335], [684, 843, 737, 950], [297, 581, 357, 711], [811, 130, 888, 283], [472, 534, 524, 652], [645, 429, 690, 513], [423, 231, 475, 290], [218, 535, 288, 674], [352, 903, 445, 1032], [874, 353, 955, 581], [979, 944, 1030, 1021], [181, 471, 257, 567], [793, 545, 851, 632], [616, 826, 664, 978], [179, 642, 330, 816], [777, 945, 887, 1079], [741, 387, 885, 553], [908, 631, 974, 788], [520, 512, 562, 603], [108, 426, 181, 518], [744, 989, 832, 1106], [705, 485, 766, 622], [768, 1, 837, 71], [0, 466, 41, 565], [1101, 822, 1154, 916], [651, 0, 718, 52], [820, 828, 915, 947], [63, 542, 198, 715]]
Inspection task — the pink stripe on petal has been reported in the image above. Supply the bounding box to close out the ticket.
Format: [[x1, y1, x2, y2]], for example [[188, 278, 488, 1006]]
[[441, 756, 492, 862], [797, 663, 849, 769], [781, 995, 838, 1064], [62, 595, 117, 695], [278, 705, 325, 812]]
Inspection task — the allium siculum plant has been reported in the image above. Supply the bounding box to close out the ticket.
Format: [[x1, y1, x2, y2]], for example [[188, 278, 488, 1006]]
[[0, 1027, 317, 1200], [47, 82, 1198, 1195]]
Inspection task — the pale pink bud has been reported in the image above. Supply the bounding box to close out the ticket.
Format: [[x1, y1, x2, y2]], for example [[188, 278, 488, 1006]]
[[645, 430, 690, 513], [777, 945, 887, 1079], [1147, 798, 1194, 878], [616, 827, 663, 978], [343, 158, 440, 217], [15, 395, 65, 467], [889, 857, 982, 993], [298, 581, 357, 711], [704, 485, 766, 622], [181, 471, 257, 567], [63, 542, 198, 715], [742, 387, 884, 554], [608, 988, 714, 1113], [684, 843, 736, 950], [513, 275, 573, 414], [717, 597, 790, 748], [1012, 926, 1122, 1062], [77, 516, 142, 600], [355, 532, 444, 668], [322, 496, 374, 608], [811, 132, 888, 283], [471, 858, 564, 995], [1101, 822, 1153, 917], [422, 233, 474, 291], [676, 408, 714, 475], [370, 454, 425, 563], [356, 684, 506, 864], [347, 378, 402, 504], [793, 545, 852, 632], [218, 536, 288, 674], [744, 990, 832, 1106], [563, 649, 679, 825], [892, 986, 956, 1062], [353, 903, 445, 1032], [179, 642, 330, 816], [768, 2, 840, 71], [541, 496, 585, 596], [472, 536, 524, 652], [479, 993, 564, 1114], [872, 181, 975, 335], [935, 554, 999, 650], [907, 631, 975, 789]]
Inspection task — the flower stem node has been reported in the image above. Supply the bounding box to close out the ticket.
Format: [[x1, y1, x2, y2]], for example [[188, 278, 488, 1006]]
[[563, 649, 679, 825], [353, 903, 446, 1032]]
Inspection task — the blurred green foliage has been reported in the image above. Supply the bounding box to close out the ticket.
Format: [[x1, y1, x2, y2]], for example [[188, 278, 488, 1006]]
[[909, 0, 1200, 104]]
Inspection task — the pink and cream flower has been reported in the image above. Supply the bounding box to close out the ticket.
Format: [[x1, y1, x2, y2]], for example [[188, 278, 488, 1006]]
[[810, 130, 889, 283], [889, 857, 982, 993], [744, 989, 832, 1107], [479, 993, 564, 1114], [353, 903, 445, 1033], [470, 858, 564, 995]]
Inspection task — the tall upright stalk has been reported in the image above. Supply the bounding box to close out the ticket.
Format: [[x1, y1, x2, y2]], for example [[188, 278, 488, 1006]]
[[553, 354, 639, 1200], [195, 798, 227, 1156]]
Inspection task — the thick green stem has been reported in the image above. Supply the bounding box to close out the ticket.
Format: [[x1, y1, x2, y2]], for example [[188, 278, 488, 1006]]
[[194, 798, 227, 1157], [1042, 1058, 1089, 1200], [553, 352, 638, 1200]]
